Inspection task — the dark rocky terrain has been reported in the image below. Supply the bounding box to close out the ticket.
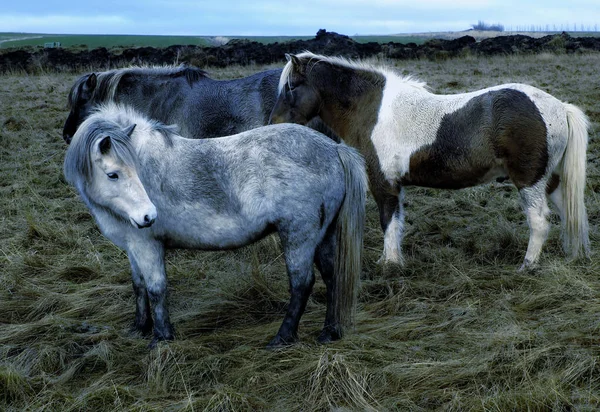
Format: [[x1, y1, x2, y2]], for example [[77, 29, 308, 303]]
[[2, 29, 600, 73]]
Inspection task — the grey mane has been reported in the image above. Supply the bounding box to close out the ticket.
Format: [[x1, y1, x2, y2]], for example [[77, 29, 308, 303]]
[[64, 103, 179, 187], [63, 118, 136, 186], [67, 65, 210, 108]]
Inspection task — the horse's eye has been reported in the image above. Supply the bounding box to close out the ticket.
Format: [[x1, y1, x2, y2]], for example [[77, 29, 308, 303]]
[[107, 172, 119, 180]]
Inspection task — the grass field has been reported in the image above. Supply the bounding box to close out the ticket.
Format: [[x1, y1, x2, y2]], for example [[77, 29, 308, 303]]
[[0, 32, 426, 49], [0, 32, 485, 49], [0, 33, 213, 49], [0, 32, 431, 49], [1, 52, 599, 410]]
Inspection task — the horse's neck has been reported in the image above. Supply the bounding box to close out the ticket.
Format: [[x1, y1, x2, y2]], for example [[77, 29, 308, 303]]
[[320, 72, 385, 149], [132, 128, 177, 165]]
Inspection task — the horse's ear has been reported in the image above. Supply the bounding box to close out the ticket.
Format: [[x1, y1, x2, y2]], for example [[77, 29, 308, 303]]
[[290, 55, 302, 68], [98, 136, 111, 155], [123, 124, 136, 137], [288, 54, 305, 76], [85, 73, 97, 90]]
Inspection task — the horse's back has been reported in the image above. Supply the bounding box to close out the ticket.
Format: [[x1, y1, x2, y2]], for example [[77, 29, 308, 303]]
[[218, 123, 344, 179], [203, 124, 347, 205], [180, 69, 282, 137]]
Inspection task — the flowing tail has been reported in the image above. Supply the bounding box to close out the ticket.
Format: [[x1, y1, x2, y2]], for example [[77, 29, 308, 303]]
[[333, 144, 367, 334], [561, 103, 590, 258]]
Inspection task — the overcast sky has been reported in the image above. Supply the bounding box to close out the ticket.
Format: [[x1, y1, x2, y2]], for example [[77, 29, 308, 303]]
[[2, 0, 600, 36]]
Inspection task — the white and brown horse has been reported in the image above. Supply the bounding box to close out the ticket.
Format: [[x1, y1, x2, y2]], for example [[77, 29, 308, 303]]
[[270, 52, 590, 269]]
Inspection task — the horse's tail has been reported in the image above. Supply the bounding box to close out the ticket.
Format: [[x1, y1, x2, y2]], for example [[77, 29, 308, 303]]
[[333, 144, 367, 334], [561, 102, 590, 258]]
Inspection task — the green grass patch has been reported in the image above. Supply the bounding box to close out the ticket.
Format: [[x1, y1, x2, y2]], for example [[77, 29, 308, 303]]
[[0, 33, 212, 49], [0, 32, 435, 49]]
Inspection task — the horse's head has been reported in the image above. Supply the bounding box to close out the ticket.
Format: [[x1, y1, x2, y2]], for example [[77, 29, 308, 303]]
[[63, 73, 98, 144], [65, 121, 157, 229], [269, 54, 322, 126]]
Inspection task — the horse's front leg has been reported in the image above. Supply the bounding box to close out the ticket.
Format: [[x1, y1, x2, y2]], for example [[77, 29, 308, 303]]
[[129, 258, 153, 336], [373, 187, 405, 265], [127, 239, 174, 347]]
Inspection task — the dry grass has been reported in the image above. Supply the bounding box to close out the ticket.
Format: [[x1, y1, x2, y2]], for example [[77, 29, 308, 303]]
[[1, 53, 599, 411]]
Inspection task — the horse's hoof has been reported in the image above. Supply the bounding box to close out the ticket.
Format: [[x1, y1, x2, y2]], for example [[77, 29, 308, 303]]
[[148, 338, 160, 349], [377, 254, 405, 267], [518, 260, 538, 272], [132, 322, 154, 337], [317, 327, 342, 344], [266, 334, 298, 349], [147, 330, 175, 349], [148, 336, 173, 349]]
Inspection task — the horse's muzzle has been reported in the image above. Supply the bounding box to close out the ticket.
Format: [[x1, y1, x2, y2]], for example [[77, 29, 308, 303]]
[[131, 214, 156, 229], [138, 214, 156, 228]]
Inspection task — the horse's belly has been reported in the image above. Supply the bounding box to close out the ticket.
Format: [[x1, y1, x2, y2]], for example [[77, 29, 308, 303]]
[[156, 213, 273, 251], [401, 157, 508, 189]]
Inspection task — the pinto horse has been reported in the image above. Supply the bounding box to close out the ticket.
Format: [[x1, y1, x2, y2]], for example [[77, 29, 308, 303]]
[[63, 65, 337, 144], [270, 52, 590, 270], [64, 103, 366, 347]]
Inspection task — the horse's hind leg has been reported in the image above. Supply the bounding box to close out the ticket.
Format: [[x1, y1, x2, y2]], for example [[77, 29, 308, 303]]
[[127, 240, 174, 347], [314, 225, 341, 343], [547, 173, 569, 253], [374, 187, 405, 265], [129, 258, 153, 336], [268, 228, 317, 347], [519, 180, 551, 270]]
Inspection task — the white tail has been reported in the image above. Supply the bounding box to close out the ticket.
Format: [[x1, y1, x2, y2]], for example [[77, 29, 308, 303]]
[[561, 103, 590, 258]]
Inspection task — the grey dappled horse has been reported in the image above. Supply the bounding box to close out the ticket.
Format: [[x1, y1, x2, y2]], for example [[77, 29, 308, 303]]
[[63, 103, 367, 348], [270, 52, 590, 270], [63, 65, 336, 144]]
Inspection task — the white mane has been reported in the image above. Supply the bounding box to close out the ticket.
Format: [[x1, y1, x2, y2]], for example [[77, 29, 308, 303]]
[[278, 51, 427, 94], [85, 102, 168, 136]]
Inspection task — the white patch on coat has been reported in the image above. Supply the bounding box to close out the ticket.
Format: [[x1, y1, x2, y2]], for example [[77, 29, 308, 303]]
[[368, 77, 573, 186]]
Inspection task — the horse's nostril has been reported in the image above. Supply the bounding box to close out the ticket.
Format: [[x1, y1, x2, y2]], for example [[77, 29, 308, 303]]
[[144, 215, 151, 223]]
